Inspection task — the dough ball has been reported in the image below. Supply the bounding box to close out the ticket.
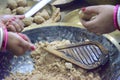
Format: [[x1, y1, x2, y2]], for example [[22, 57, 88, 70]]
[[7, 0, 18, 10], [36, 9, 50, 20], [0, 8, 11, 15], [24, 6, 31, 12], [33, 16, 45, 24], [17, 0, 27, 7], [16, 7, 25, 14], [51, 8, 61, 22], [65, 62, 73, 70], [22, 17, 33, 27], [3, 8, 12, 14], [29, 23, 37, 28], [79, 10, 96, 21], [12, 9, 17, 14], [43, 18, 53, 24], [79, 10, 84, 19]]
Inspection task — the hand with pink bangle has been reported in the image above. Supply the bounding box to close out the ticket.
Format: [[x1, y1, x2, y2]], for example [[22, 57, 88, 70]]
[[80, 5, 117, 34], [0, 28, 35, 56], [6, 32, 35, 56], [0, 14, 36, 56], [0, 15, 25, 32]]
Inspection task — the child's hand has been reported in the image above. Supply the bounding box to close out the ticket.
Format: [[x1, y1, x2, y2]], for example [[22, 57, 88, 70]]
[[0, 15, 25, 32], [6, 32, 35, 56], [80, 5, 116, 34]]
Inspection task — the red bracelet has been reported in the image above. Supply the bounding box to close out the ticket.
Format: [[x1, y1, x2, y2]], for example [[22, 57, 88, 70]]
[[113, 5, 120, 30], [2, 28, 8, 51]]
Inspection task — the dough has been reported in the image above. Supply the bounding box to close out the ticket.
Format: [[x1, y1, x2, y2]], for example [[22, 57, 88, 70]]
[[22, 17, 33, 27], [17, 0, 27, 7], [36, 9, 50, 20], [5, 40, 101, 80], [6, 0, 61, 28], [51, 8, 61, 22], [16, 7, 30, 15], [7, 0, 17, 10], [16, 7, 25, 14], [2, 8, 12, 14], [33, 16, 45, 24], [12, 9, 17, 14]]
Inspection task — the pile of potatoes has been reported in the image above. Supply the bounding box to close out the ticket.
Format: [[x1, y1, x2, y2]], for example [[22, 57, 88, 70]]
[[6, 0, 61, 27]]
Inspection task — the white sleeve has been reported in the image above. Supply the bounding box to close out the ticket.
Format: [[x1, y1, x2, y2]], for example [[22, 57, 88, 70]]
[[0, 27, 4, 50], [117, 6, 120, 28]]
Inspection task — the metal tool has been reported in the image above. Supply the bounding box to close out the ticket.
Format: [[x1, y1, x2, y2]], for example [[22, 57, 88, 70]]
[[25, 0, 56, 18], [42, 41, 109, 69]]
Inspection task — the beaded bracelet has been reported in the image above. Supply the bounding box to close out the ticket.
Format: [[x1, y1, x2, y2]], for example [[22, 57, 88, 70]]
[[2, 28, 8, 51], [113, 5, 120, 30], [117, 6, 120, 29], [0, 28, 3, 49]]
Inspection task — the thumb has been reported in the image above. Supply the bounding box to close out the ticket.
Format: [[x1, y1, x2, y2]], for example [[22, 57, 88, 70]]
[[82, 6, 100, 14], [80, 17, 97, 29], [19, 36, 36, 51], [15, 15, 25, 20], [18, 33, 31, 42]]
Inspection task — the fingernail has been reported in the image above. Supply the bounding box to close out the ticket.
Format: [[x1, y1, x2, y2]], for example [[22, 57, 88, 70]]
[[19, 15, 25, 19], [14, 17, 16, 19], [12, 18, 15, 21], [12, 17, 17, 21], [8, 20, 12, 23], [31, 46, 36, 51], [81, 7, 86, 12]]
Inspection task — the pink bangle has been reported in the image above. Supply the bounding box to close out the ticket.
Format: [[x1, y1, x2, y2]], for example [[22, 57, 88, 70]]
[[113, 5, 120, 30], [2, 28, 8, 51]]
